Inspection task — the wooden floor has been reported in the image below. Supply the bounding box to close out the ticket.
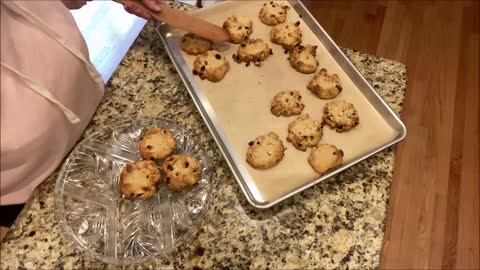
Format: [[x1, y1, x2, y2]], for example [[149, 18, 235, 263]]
[[302, 0, 480, 269]]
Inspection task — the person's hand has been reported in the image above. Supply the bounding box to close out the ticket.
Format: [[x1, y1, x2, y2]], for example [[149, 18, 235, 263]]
[[61, 0, 90, 10], [123, 0, 165, 21]]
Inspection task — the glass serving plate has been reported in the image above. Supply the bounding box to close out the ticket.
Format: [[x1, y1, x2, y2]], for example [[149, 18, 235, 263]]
[[54, 118, 213, 265]]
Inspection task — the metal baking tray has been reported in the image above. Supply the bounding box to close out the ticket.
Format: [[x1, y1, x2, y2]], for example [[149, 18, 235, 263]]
[[156, 0, 406, 208]]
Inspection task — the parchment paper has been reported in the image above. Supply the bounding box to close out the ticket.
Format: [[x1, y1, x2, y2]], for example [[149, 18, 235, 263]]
[[170, 1, 398, 203]]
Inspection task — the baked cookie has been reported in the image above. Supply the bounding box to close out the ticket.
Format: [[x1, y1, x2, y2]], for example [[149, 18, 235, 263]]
[[259, 1, 289, 26], [233, 39, 272, 67], [223, 16, 253, 44], [307, 68, 342, 99], [120, 160, 162, 200], [323, 100, 360, 132], [289, 44, 318, 74], [139, 128, 176, 160], [271, 21, 302, 50], [180, 33, 213, 55], [193, 50, 229, 82], [246, 132, 285, 169], [271, 90, 305, 117], [287, 114, 322, 151], [162, 154, 202, 191], [308, 144, 344, 174]]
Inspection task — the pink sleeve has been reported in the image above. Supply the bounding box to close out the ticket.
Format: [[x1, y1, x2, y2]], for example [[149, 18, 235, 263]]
[[1, 0, 104, 205]]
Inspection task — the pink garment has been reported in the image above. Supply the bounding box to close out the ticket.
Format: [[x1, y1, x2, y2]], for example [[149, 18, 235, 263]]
[[1, 1, 105, 205]]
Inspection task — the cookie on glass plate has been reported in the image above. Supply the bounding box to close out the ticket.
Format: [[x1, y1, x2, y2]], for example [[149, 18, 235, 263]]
[[120, 160, 162, 200], [139, 128, 176, 160], [162, 154, 202, 191]]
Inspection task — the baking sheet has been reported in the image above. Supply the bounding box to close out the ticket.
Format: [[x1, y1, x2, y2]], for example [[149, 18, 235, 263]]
[[157, 0, 406, 208]]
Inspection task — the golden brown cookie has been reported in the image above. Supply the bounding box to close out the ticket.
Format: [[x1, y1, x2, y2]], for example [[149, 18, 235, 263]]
[[259, 1, 289, 26], [288, 44, 318, 74], [271, 90, 305, 117], [323, 100, 360, 132], [139, 128, 176, 160], [162, 154, 202, 191], [270, 21, 302, 50], [307, 68, 343, 99], [180, 33, 213, 55], [287, 114, 323, 151], [120, 160, 162, 200], [193, 50, 230, 82], [308, 144, 344, 174], [246, 132, 285, 169], [223, 16, 253, 44], [233, 38, 272, 67]]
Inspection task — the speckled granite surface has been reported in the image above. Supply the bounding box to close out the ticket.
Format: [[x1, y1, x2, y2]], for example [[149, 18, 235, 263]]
[[0, 10, 407, 270]]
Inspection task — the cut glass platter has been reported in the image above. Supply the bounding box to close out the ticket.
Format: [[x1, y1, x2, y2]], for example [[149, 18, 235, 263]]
[[54, 118, 213, 265]]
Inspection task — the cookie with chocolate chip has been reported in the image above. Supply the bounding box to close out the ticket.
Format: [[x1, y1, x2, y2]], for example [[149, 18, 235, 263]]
[[162, 154, 202, 191], [180, 33, 213, 55], [246, 132, 285, 169], [308, 144, 344, 174], [270, 21, 302, 50], [139, 128, 176, 160], [289, 44, 318, 74], [271, 90, 305, 117], [287, 114, 322, 151], [259, 1, 289, 26], [323, 100, 360, 132], [233, 38, 272, 67], [223, 15, 253, 44], [307, 68, 343, 99], [193, 50, 229, 82], [120, 160, 162, 200]]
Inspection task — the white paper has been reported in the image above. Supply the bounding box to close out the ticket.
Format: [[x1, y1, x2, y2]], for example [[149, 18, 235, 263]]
[[71, 1, 147, 83]]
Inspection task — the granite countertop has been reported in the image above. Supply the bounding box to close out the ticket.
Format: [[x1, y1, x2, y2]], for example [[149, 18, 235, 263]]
[[0, 9, 407, 270]]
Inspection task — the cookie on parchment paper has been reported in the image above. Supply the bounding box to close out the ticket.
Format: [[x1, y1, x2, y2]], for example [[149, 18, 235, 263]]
[[286, 114, 323, 151], [223, 15, 253, 44], [246, 132, 285, 169], [193, 50, 230, 82], [270, 90, 305, 117], [323, 100, 360, 132], [259, 1, 289, 26], [180, 33, 213, 55], [307, 68, 343, 99], [233, 38, 272, 67], [271, 21, 302, 50], [289, 44, 318, 74], [308, 144, 344, 174]]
